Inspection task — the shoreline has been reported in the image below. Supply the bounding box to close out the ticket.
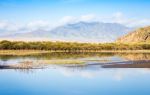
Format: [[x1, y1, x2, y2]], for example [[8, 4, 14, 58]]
[[0, 50, 150, 55]]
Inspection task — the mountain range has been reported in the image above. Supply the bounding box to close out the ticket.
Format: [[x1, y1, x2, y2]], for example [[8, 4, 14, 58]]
[[0, 21, 133, 42]]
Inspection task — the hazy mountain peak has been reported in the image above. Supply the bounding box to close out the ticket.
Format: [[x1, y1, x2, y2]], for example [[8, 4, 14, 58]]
[[0, 21, 132, 42]]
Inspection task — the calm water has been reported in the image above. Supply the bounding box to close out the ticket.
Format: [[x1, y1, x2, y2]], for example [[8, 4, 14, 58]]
[[1, 53, 150, 95]]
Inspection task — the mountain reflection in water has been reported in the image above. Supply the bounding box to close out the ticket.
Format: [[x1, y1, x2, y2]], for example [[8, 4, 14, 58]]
[[1, 52, 150, 69], [1, 53, 150, 95]]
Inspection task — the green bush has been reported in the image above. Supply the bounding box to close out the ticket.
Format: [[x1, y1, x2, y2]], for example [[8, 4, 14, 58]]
[[0, 40, 150, 51]]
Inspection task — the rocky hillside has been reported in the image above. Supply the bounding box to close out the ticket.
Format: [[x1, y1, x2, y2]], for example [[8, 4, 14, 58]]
[[116, 26, 150, 43]]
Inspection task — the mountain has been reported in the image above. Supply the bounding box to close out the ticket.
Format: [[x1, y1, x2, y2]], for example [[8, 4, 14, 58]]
[[0, 22, 132, 42], [116, 26, 150, 43]]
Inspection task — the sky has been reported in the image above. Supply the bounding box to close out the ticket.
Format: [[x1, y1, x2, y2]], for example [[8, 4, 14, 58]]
[[0, 0, 150, 32]]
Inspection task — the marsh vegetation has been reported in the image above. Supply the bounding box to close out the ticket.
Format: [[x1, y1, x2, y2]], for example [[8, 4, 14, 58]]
[[1, 40, 150, 52]]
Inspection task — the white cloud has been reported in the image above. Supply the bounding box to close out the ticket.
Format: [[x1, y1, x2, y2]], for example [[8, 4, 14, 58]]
[[113, 12, 124, 19], [80, 14, 96, 22], [27, 20, 49, 28], [59, 16, 77, 25], [26, 20, 52, 31], [0, 21, 21, 31], [128, 19, 150, 27], [59, 14, 97, 25], [58, 12, 150, 27], [106, 12, 150, 27], [0, 12, 150, 35], [111, 12, 126, 24], [0, 20, 53, 35], [0, 21, 7, 29]]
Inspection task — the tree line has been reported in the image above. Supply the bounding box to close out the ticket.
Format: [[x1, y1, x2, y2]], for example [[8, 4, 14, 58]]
[[0, 40, 150, 51]]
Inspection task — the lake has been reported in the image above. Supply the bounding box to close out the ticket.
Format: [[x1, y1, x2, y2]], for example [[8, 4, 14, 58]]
[[1, 52, 150, 95]]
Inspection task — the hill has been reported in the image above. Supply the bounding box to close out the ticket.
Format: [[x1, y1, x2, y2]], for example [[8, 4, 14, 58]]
[[0, 21, 132, 43], [116, 26, 150, 43]]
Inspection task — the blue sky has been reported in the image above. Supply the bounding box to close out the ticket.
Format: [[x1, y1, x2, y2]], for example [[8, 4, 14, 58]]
[[0, 0, 149, 21], [0, 0, 150, 28]]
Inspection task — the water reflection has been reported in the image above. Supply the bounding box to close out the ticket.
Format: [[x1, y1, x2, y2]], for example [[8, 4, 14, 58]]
[[1, 52, 150, 69], [57, 67, 150, 80], [119, 53, 150, 60], [1, 52, 150, 61], [1, 67, 150, 95], [0, 52, 150, 95]]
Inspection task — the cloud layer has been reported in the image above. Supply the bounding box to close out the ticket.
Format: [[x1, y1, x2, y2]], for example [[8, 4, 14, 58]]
[[0, 12, 150, 35]]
